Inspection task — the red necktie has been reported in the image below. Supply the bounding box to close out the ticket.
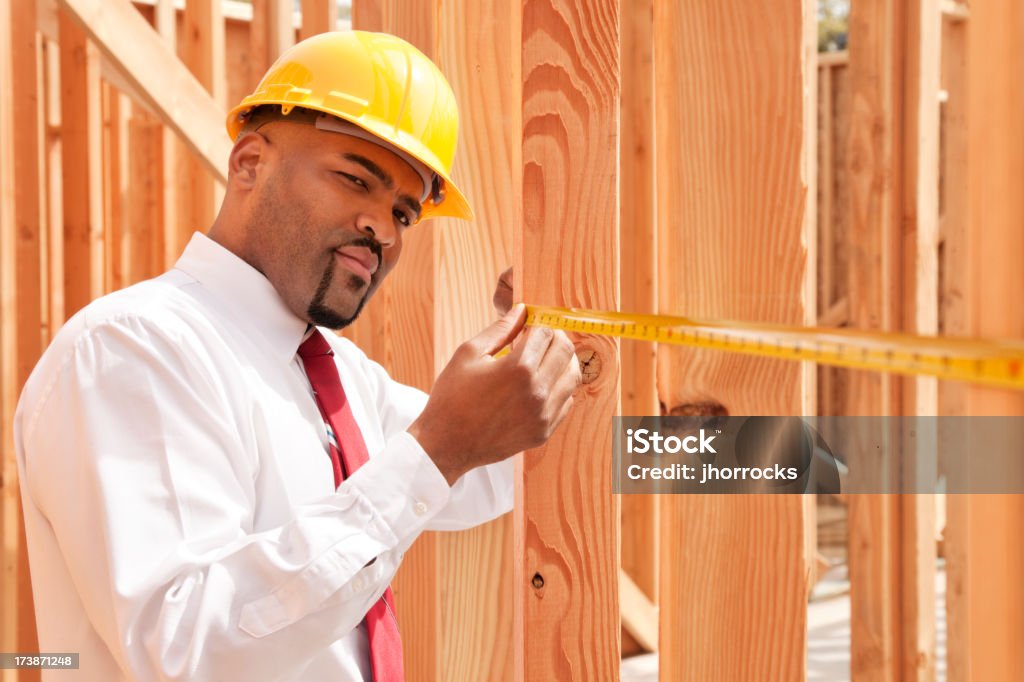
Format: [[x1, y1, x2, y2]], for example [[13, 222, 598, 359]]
[[298, 329, 404, 682]]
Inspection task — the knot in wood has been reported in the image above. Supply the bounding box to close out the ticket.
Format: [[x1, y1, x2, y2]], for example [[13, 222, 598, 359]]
[[531, 573, 545, 589], [577, 349, 601, 384]]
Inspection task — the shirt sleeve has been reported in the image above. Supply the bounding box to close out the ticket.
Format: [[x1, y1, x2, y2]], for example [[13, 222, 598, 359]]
[[17, 315, 447, 682], [347, 342, 515, 531]]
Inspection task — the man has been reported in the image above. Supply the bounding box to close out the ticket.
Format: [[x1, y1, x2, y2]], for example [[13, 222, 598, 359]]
[[14, 31, 579, 681]]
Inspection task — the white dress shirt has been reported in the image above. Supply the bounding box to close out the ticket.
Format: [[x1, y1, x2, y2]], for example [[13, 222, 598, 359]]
[[14, 232, 514, 681]]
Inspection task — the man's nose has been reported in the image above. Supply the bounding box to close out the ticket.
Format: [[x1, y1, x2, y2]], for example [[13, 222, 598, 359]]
[[355, 206, 397, 247]]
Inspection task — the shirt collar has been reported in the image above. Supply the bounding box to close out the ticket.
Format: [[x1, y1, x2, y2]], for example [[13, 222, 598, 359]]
[[173, 232, 310, 364]]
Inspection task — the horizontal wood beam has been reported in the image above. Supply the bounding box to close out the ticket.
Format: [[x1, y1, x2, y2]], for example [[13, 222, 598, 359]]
[[57, 0, 230, 184]]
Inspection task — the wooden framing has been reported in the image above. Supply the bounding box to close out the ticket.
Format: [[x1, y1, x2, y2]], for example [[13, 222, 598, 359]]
[[2, 2, 1023, 679], [514, 0, 621, 679], [433, 0, 519, 678], [618, 0, 658, 656], [945, 2, 1024, 680], [249, 0, 294, 90], [57, 0, 229, 185], [299, 0, 337, 40], [58, 8, 103, 318], [655, 1, 816, 679], [845, 1, 940, 677]]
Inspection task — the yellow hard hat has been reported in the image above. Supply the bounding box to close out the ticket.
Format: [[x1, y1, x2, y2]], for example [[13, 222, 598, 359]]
[[226, 31, 473, 222]]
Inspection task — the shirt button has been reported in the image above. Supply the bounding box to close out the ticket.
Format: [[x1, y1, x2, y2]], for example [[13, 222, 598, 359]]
[[352, 578, 365, 591], [413, 501, 428, 516]]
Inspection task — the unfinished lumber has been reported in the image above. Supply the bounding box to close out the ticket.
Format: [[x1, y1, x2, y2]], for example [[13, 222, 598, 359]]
[[619, 0, 659, 657], [945, 1, 1024, 679], [433, 0, 519, 679], [846, 0, 939, 677], [56, 0, 229, 186], [300, 0, 337, 39], [346, 5, 440, 679], [6, 0, 46, 668], [180, 0, 225, 249], [655, 1, 815, 679], [345, 3, 520, 680], [900, 1, 941, 679], [249, 0, 294, 90], [515, 0, 621, 679], [59, 8, 103, 318]]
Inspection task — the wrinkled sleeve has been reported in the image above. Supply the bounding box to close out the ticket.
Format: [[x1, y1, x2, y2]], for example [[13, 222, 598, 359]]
[[353, 348, 515, 531], [17, 316, 451, 682]]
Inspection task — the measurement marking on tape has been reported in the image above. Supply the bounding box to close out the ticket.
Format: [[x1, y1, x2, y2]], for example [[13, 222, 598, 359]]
[[517, 305, 1024, 391]]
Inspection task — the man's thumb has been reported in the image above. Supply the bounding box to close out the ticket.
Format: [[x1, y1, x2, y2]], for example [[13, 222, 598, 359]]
[[469, 303, 527, 356]]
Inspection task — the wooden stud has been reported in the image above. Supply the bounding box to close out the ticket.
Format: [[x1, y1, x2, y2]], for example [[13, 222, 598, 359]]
[[180, 0, 225, 250], [250, 0, 294, 90], [846, 0, 940, 677], [515, 0, 621, 679], [433, 0, 520, 679], [300, 0, 337, 40], [59, 7, 103, 319], [946, 1, 1024, 680], [1, 0, 20, 665], [900, 1, 941, 679], [655, 1, 815, 679], [56, 0, 230, 186], [845, 1, 904, 678], [618, 0, 659, 659], [42, 37, 63, 341]]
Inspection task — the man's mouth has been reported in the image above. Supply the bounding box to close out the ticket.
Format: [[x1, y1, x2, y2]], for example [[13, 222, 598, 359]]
[[334, 246, 379, 282]]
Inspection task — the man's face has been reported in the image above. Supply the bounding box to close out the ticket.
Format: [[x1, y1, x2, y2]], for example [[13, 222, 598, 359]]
[[240, 121, 425, 329]]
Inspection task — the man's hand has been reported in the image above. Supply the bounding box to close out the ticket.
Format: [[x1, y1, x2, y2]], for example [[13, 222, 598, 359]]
[[408, 304, 581, 485], [493, 267, 514, 315]]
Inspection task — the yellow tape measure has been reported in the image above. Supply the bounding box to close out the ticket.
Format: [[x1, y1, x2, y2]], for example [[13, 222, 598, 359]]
[[516, 305, 1024, 391]]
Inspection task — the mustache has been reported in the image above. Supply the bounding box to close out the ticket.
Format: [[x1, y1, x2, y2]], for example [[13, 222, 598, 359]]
[[337, 236, 383, 269]]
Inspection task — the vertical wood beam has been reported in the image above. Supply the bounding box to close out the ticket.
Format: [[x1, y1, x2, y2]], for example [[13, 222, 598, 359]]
[[154, 0, 177, 269], [59, 8, 103, 318], [300, 0, 338, 39], [434, 0, 519, 679], [846, 1, 904, 678], [655, 1, 815, 679], [515, 0, 621, 679], [846, 0, 940, 677], [900, 1, 941, 679], [250, 0, 294, 90], [1, 0, 19, 667], [348, 3, 440, 680], [6, 1, 46, 670], [180, 0, 224, 250], [946, 1, 1024, 680], [618, 0, 658, 657]]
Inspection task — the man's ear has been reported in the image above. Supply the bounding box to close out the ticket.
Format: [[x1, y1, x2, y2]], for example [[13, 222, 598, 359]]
[[228, 132, 269, 189]]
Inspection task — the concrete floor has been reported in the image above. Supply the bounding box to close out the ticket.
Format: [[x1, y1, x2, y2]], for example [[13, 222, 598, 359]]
[[621, 564, 948, 682]]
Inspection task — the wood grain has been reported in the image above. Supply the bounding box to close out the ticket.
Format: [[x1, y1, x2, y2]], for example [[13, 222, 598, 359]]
[[618, 0, 658, 656], [180, 0, 224, 247], [434, 1, 519, 677], [846, 1, 941, 677], [946, 1, 1024, 679], [57, 0, 230, 187], [347, 4, 440, 681], [655, 2, 814, 680], [59, 8, 103, 319], [516, 0, 621, 679]]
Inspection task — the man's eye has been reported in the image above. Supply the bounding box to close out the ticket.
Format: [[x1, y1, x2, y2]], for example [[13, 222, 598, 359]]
[[338, 172, 368, 190], [394, 209, 412, 227]]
